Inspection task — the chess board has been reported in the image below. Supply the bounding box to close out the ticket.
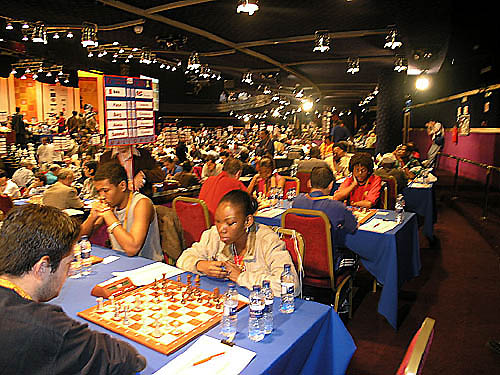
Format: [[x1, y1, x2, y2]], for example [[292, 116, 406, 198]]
[[351, 208, 377, 224], [78, 276, 247, 355]]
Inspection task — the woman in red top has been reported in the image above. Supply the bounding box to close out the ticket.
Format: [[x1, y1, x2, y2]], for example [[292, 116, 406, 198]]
[[333, 152, 381, 208], [247, 156, 285, 198]]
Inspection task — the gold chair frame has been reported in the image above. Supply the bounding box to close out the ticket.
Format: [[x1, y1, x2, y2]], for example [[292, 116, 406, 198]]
[[172, 196, 211, 232], [283, 176, 301, 195]]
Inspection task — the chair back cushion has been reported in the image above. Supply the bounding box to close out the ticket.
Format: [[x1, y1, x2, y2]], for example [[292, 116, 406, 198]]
[[173, 199, 209, 248], [155, 205, 185, 263], [283, 178, 299, 196], [381, 176, 397, 210], [0, 196, 14, 216], [296, 171, 311, 193], [283, 212, 332, 288]]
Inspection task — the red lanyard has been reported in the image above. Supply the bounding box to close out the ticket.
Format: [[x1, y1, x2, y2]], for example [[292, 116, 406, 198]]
[[231, 243, 243, 266]]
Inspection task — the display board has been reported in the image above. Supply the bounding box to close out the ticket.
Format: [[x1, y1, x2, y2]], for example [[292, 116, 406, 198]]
[[104, 76, 155, 146]]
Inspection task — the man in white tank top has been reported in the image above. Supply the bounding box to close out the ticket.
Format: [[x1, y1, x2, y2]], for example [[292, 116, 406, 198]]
[[80, 163, 163, 261]]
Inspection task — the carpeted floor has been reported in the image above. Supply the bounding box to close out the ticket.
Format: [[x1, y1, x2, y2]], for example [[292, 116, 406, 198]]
[[345, 171, 500, 374]]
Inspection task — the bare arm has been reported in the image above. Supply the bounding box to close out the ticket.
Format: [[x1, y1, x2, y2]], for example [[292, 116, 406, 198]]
[[333, 178, 357, 201]]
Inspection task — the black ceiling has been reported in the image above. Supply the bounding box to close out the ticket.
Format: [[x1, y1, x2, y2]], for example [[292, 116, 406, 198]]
[[0, 0, 497, 110]]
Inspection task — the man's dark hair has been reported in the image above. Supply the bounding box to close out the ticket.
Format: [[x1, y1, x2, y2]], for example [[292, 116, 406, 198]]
[[0, 204, 80, 276], [223, 157, 243, 176], [239, 151, 249, 162], [220, 150, 229, 158], [94, 162, 128, 186], [34, 172, 46, 185], [205, 154, 218, 163], [84, 160, 98, 176], [310, 166, 334, 189], [219, 189, 258, 216], [349, 152, 374, 174], [181, 160, 192, 172], [15, 107, 20, 112], [334, 141, 348, 152], [258, 156, 275, 170], [72, 110, 77, 116], [309, 146, 321, 159]]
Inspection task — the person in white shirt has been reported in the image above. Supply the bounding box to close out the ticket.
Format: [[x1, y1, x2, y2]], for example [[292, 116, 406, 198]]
[[11, 161, 35, 188], [0, 169, 21, 199], [37, 137, 63, 165]]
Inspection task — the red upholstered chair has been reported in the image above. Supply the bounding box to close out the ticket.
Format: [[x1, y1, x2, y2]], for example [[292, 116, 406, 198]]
[[282, 208, 353, 317], [173, 196, 211, 249], [283, 176, 300, 197], [295, 171, 311, 193], [192, 166, 202, 180], [274, 227, 305, 277], [396, 317, 436, 375], [380, 175, 398, 210], [0, 195, 14, 216]]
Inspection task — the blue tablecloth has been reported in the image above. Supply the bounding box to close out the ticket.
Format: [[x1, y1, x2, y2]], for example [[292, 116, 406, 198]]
[[254, 209, 421, 329], [53, 246, 356, 375], [402, 185, 436, 239]]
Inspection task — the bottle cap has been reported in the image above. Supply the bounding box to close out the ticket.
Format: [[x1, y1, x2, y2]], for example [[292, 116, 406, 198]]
[[252, 285, 261, 292], [284, 264, 291, 271], [262, 280, 270, 288]]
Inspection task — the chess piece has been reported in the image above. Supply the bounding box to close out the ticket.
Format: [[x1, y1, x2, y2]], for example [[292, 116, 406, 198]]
[[151, 317, 162, 338], [96, 297, 104, 313], [133, 295, 142, 312], [112, 303, 121, 321], [122, 304, 130, 326]]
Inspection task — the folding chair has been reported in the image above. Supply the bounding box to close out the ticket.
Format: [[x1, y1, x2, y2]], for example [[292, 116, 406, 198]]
[[274, 227, 305, 296], [282, 208, 354, 317], [172, 196, 211, 249], [295, 171, 312, 193], [283, 176, 300, 197]]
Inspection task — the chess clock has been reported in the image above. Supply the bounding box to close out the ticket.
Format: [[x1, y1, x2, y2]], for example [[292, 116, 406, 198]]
[[91, 277, 136, 299]]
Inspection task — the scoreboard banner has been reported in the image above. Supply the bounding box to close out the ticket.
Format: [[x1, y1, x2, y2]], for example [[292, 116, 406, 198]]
[[104, 76, 155, 147]]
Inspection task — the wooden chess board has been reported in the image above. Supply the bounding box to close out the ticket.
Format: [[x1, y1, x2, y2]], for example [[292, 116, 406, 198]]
[[351, 208, 377, 225], [78, 276, 247, 355]]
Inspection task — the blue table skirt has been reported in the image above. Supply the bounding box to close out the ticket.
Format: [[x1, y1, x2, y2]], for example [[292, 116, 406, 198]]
[[53, 247, 356, 375], [255, 209, 421, 329], [402, 185, 436, 239]]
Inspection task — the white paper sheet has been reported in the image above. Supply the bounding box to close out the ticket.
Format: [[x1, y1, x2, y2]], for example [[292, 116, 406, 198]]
[[408, 182, 431, 188], [359, 218, 398, 233], [153, 335, 256, 375], [256, 207, 285, 218], [111, 262, 184, 286], [62, 209, 84, 216]]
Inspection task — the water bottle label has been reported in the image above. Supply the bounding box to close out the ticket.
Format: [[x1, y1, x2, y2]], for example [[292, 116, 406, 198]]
[[81, 250, 90, 260], [224, 305, 237, 316], [281, 283, 294, 295], [250, 305, 264, 319], [263, 300, 273, 313]]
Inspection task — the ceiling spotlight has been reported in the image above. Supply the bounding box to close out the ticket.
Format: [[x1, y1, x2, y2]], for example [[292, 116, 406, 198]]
[[53, 32, 60, 39], [301, 99, 314, 112], [22, 34, 29, 41], [132, 47, 139, 52], [6, 22, 13, 30], [384, 28, 402, 49], [393, 55, 408, 72], [32, 73, 38, 80], [237, 0, 259, 15], [58, 70, 63, 76], [160, 63, 165, 68], [112, 41, 119, 46], [88, 51, 93, 57], [112, 58, 117, 63], [20, 74, 27, 80], [54, 77, 59, 83], [10, 68, 17, 75], [37, 67, 43, 72], [32, 23, 47, 43], [125, 58, 130, 63], [313, 30, 330, 52], [127, 54, 133, 59], [172, 66, 177, 71], [22, 22, 29, 29], [113, 53, 118, 58], [66, 31, 73, 38], [416, 74, 430, 90], [81, 23, 98, 47], [140, 49, 152, 64], [64, 78, 69, 84], [346, 57, 360, 74], [119, 48, 124, 53], [263, 86, 272, 95], [295, 88, 304, 98], [46, 71, 52, 77], [187, 52, 201, 70], [25, 68, 31, 74]]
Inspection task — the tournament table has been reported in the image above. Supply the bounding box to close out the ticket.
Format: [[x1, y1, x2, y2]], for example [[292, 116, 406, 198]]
[[402, 184, 436, 239], [53, 246, 356, 375], [254, 209, 421, 329]]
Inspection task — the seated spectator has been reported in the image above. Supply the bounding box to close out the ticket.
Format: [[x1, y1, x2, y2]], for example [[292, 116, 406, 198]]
[[24, 173, 47, 197], [11, 160, 35, 188], [394, 144, 423, 179], [199, 157, 247, 222], [201, 154, 222, 182], [297, 146, 329, 172], [374, 153, 408, 193], [293, 166, 358, 270], [0, 169, 21, 199], [333, 153, 381, 208], [319, 135, 334, 159], [162, 156, 182, 179], [177, 190, 299, 296], [173, 161, 200, 188], [238, 151, 256, 176], [45, 164, 60, 185], [42, 168, 84, 210], [247, 156, 285, 198], [80, 163, 162, 261], [0, 204, 146, 374], [326, 141, 351, 179], [81, 160, 99, 199]]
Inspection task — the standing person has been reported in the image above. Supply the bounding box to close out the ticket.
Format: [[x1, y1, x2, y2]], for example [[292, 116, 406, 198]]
[[66, 110, 80, 135], [79, 163, 163, 261], [0, 204, 147, 374], [175, 141, 188, 163], [56, 111, 66, 133], [99, 145, 165, 198], [424, 120, 444, 169], [333, 153, 382, 208], [42, 168, 84, 210], [37, 136, 63, 165], [330, 120, 351, 144], [11, 107, 27, 147], [255, 129, 274, 157]]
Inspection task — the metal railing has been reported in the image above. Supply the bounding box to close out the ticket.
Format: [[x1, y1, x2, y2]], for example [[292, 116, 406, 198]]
[[438, 153, 500, 220]]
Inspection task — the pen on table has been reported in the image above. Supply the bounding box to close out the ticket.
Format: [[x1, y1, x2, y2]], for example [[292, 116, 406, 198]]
[[192, 351, 226, 366]]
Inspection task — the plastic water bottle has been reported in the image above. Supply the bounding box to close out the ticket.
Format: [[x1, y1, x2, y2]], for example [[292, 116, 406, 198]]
[[248, 285, 265, 342], [69, 243, 82, 279], [262, 280, 274, 334], [221, 283, 238, 337], [395, 194, 405, 224], [280, 264, 295, 314], [80, 235, 92, 276]]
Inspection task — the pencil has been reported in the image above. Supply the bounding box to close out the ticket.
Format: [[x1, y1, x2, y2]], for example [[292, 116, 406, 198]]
[[192, 351, 225, 366]]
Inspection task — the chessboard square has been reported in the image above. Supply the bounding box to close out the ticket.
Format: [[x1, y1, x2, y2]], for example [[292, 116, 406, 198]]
[[187, 318, 202, 326], [186, 311, 200, 317], [131, 314, 142, 321], [130, 323, 142, 330], [168, 320, 183, 327], [168, 311, 181, 319], [185, 303, 198, 310], [194, 306, 209, 313], [205, 310, 218, 316], [169, 304, 181, 311], [176, 315, 194, 324]]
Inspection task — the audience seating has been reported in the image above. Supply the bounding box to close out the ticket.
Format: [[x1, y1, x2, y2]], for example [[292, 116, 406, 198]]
[[380, 175, 398, 210], [396, 317, 436, 375], [155, 205, 185, 265], [295, 171, 312, 193], [282, 208, 354, 317], [172, 196, 211, 249]]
